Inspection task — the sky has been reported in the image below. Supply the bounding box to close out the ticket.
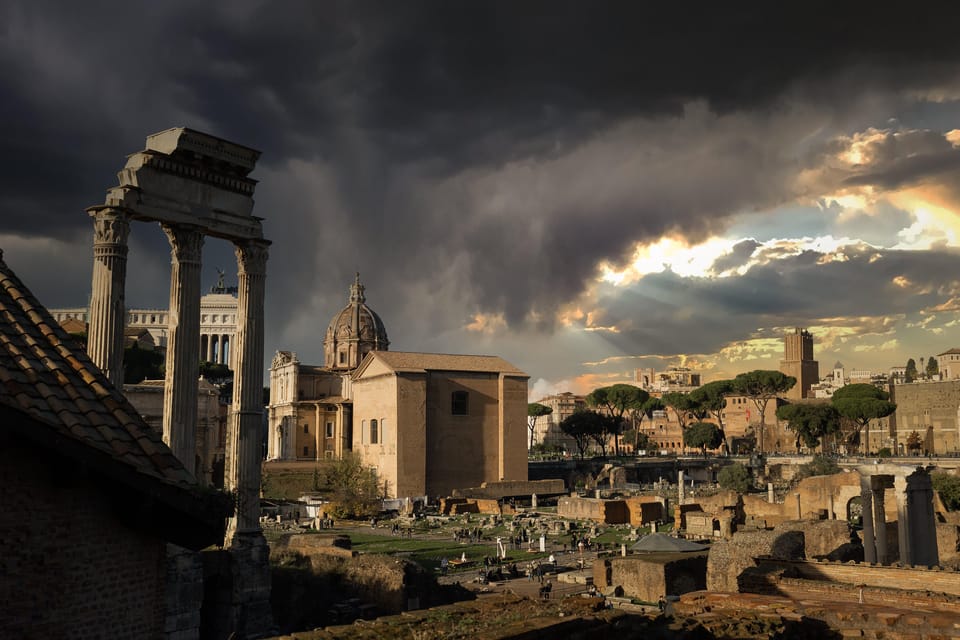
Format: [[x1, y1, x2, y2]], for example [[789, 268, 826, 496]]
[[4, 2, 960, 399]]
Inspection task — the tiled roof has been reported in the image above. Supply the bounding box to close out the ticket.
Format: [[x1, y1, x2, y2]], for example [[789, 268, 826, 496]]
[[937, 348, 960, 356], [360, 351, 527, 375], [0, 253, 195, 488]]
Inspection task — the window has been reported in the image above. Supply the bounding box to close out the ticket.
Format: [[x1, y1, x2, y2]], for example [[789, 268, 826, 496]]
[[339, 351, 346, 364], [451, 391, 469, 415], [326, 421, 334, 438], [303, 423, 309, 434], [303, 446, 309, 457], [370, 419, 379, 444]]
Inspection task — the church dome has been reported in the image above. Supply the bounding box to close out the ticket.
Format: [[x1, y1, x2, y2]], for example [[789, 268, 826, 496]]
[[323, 274, 389, 370]]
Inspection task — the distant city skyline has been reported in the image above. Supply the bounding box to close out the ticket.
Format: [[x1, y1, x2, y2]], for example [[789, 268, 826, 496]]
[[4, 4, 960, 398]]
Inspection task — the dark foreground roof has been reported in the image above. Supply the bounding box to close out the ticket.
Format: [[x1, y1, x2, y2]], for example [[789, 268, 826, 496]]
[[0, 250, 230, 549]]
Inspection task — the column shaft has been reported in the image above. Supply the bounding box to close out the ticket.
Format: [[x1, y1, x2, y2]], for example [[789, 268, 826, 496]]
[[226, 240, 269, 537], [894, 475, 912, 565], [873, 483, 887, 564], [860, 477, 877, 563], [87, 208, 130, 387], [161, 225, 204, 477]]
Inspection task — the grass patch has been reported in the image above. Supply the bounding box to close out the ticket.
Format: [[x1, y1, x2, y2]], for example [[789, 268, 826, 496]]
[[347, 531, 553, 573]]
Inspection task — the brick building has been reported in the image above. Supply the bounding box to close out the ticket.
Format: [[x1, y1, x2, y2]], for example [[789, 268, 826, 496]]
[[0, 252, 230, 638]]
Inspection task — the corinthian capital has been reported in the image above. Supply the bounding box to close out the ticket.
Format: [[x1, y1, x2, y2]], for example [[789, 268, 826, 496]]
[[235, 240, 269, 276], [90, 208, 130, 246], [162, 224, 205, 264]]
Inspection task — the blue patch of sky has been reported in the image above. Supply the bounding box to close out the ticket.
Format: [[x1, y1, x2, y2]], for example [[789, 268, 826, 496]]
[[724, 200, 912, 249], [724, 204, 833, 244], [892, 100, 960, 136]]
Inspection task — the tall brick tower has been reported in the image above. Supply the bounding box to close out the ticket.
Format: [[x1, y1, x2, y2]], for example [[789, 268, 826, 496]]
[[780, 327, 819, 400]]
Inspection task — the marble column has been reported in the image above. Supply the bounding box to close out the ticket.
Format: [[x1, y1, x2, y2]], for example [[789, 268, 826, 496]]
[[903, 471, 939, 567], [226, 240, 269, 537], [894, 474, 912, 565], [223, 240, 273, 638], [860, 475, 877, 564], [87, 207, 130, 387], [161, 224, 204, 477], [873, 481, 887, 565]]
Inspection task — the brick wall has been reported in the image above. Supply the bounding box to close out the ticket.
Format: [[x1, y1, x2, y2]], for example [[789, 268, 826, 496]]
[[0, 441, 166, 638]]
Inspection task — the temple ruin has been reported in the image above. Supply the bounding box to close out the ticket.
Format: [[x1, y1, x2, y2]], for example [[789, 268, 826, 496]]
[[85, 127, 272, 636]]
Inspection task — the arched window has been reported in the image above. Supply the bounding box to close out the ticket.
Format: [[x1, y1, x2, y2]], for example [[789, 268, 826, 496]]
[[370, 419, 379, 444], [451, 391, 469, 416]]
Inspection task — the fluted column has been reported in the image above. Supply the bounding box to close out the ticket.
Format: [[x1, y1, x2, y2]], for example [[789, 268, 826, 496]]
[[226, 240, 269, 537], [860, 475, 877, 563], [87, 207, 130, 386], [161, 224, 204, 477], [873, 481, 887, 564]]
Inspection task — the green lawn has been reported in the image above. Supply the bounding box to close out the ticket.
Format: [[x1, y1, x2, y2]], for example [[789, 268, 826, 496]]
[[347, 531, 555, 573]]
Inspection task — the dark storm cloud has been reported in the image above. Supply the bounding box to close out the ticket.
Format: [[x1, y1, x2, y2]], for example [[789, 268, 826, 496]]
[[710, 239, 761, 274], [4, 1, 960, 355], [585, 246, 960, 357]]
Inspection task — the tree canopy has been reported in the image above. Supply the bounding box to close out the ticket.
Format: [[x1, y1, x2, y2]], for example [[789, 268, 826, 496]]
[[324, 452, 384, 519], [732, 370, 796, 453], [717, 463, 751, 493], [831, 384, 896, 454], [906, 430, 923, 453], [629, 396, 664, 452], [775, 402, 840, 452], [905, 358, 918, 383], [926, 356, 939, 379], [586, 384, 649, 456], [527, 402, 553, 450], [124, 344, 164, 384], [688, 379, 734, 446], [661, 392, 699, 430], [791, 455, 840, 486], [932, 473, 960, 511], [559, 410, 608, 459], [683, 421, 723, 455]]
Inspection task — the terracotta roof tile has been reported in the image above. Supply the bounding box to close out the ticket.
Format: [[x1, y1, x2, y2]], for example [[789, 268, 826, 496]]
[[361, 351, 527, 376], [0, 253, 195, 488]]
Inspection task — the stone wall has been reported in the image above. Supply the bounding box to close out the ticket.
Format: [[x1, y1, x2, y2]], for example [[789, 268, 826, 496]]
[[890, 380, 960, 454], [594, 552, 708, 602], [623, 497, 663, 526], [557, 496, 629, 524], [937, 522, 960, 565], [0, 442, 166, 638], [772, 519, 858, 560], [456, 478, 566, 499], [755, 557, 960, 596], [706, 529, 805, 592]]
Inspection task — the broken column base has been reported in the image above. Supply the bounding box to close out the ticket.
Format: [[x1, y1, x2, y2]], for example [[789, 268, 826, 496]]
[[203, 532, 273, 639]]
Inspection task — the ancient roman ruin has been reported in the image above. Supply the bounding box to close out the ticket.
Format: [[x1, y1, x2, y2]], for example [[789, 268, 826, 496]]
[[85, 127, 272, 635]]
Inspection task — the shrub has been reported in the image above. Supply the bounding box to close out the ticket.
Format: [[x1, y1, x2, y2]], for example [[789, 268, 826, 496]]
[[791, 455, 840, 486], [717, 463, 751, 493], [932, 472, 960, 511]]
